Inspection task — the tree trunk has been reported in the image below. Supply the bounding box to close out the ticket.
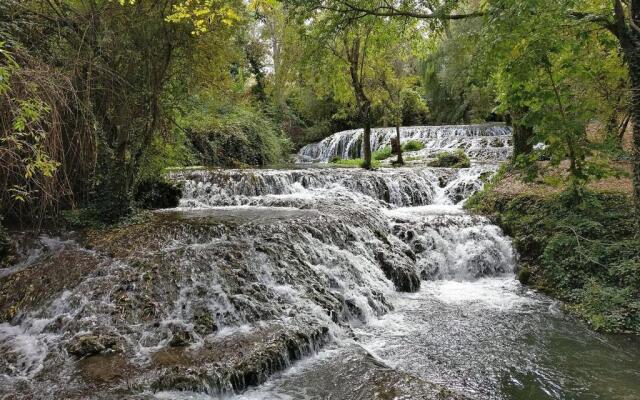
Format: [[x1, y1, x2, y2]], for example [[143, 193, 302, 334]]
[[607, 0, 640, 219], [361, 101, 373, 169], [512, 123, 534, 161], [627, 53, 640, 218], [395, 120, 403, 165], [613, 1, 640, 217]]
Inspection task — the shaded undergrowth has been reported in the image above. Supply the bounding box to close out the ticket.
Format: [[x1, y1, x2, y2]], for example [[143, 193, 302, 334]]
[[467, 177, 639, 334]]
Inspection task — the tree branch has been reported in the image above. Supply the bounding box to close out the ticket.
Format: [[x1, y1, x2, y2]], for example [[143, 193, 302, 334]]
[[316, 0, 485, 20]]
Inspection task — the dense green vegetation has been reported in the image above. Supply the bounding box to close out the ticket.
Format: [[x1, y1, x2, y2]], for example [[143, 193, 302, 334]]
[[467, 182, 639, 333], [2, 0, 638, 225], [330, 157, 382, 168], [402, 140, 425, 152]]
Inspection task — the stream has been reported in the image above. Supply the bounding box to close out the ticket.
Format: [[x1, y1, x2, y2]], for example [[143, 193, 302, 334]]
[[1, 124, 639, 399]]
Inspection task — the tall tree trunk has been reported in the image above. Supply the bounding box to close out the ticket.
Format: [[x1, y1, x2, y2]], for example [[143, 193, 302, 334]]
[[512, 123, 534, 160], [628, 53, 640, 218], [361, 101, 373, 169], [613, 0, 640, 218], [395, 117, 403, 165]]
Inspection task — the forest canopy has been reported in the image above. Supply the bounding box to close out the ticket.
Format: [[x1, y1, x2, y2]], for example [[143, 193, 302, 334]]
[[0, 0, 637, 225]]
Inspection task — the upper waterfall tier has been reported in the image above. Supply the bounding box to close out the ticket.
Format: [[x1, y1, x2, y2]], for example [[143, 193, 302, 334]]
[[297, 123, 513, 163], [171, 166, 493, 209]]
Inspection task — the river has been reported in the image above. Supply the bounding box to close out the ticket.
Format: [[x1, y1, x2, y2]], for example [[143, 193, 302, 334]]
[[1, 125, 639, 399]]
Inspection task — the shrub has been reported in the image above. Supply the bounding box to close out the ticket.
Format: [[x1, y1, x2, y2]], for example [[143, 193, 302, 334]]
[[185, 103, 292, 167], [402, 140, 425, 152], [134, 178, 182, 210], [428, 149, 471, 168], [468, 186, 640, 334], [373, 146, 393, 161]]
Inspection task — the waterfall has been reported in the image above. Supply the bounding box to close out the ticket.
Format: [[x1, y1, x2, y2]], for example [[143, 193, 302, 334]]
[[297, 123, 513, 163], [0, 127, 518, 399]]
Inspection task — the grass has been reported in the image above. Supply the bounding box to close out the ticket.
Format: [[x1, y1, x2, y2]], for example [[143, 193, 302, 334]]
[[329, 157, 381, 168]]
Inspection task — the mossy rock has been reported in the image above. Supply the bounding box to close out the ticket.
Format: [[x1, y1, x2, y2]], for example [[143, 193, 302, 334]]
[[428, 150, 471, 168], [517, 266, 532, 285], [67, 334, 120, 358]]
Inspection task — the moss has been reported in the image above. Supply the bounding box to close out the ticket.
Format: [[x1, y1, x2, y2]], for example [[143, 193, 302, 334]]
[[517, 266, 531, 285], [428, 149, 471, 168]]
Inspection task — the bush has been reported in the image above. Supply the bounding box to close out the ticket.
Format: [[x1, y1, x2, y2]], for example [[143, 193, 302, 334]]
[[373, 146, 393, 161], [402, 140, 425, 152], [134, 178, 182, 210], [401, 88, 429, 125], [468, 186, 640, 334], [185, 104, 292, 167], [428, 149, 471, 168]]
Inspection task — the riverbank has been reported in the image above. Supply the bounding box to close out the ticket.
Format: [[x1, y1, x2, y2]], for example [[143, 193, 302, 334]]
[[465, 162, 639, 334]]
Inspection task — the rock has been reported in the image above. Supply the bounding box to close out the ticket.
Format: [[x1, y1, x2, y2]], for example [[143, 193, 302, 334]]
[[376, 251, 420, 293], [67, 334, 119, 358], [428, 150, 471, 168], [193, 310, 218, 336], [169, 329, 193, 347], [134, 178, 182, 210], [490, 137, 505, 147]]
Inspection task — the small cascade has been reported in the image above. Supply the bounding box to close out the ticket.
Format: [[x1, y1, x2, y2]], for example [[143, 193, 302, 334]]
[[297, 123, 513, 163], [388, 207, 515, 280]]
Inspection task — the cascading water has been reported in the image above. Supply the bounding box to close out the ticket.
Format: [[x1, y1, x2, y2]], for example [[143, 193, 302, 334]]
[[1, 126, 639, 400], [297, 124, 513, 163]]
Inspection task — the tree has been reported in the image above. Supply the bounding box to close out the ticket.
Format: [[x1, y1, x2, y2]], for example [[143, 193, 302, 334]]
[[316, 0, 640, 213], [567, 0, 640, 214], [374, 21, 422, 165]]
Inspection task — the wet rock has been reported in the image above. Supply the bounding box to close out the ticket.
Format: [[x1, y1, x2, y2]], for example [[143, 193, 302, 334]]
[[151, 323, 329, 395], [193, 310, 218, 336], [169, 330, 193, 347], [490, 137, 505, 147], [376, 251, 420, 293], [0, 246, 100, 322], [67, 334, 119, 358]]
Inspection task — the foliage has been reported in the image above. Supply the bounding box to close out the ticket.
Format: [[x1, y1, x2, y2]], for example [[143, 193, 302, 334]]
[[0, 41, 89, 226], [134, 179, 182, 209], [428, 149, 471, 168], [402, 140, 425, 152], [468, 183, 640, 333], [421, 17, 494, 124], [373, 146, 393, 161], [479, 0, 629, 187], [184, 102, 292, 167]]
